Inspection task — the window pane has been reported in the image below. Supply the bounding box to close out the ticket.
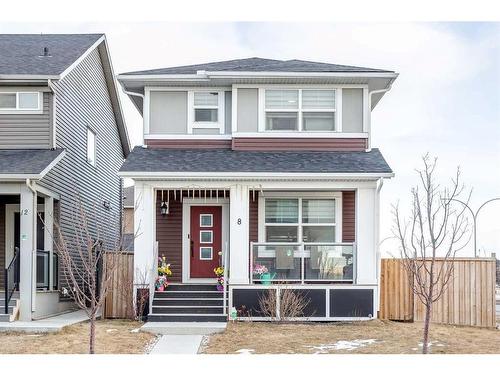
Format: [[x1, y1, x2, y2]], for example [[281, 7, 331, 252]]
[[302, 90, 335, 109], [303, 226, 335, 243], [266, 226, 298, 243], [303, 112, 335, 131], [265, 90, 298, 109], [200, 247, 213, 260], [200, 214, 213, 227], [265, 199, 298, 223], [302, 199, 335, 223], [195, 108, 218, 122], [266, 112, 297, 131], [194, 92, 218, 106], [0, 93, 16, 109], [18, 92, 39, 109], [87, 129, 96, 165], [200, 231, 213, 243]]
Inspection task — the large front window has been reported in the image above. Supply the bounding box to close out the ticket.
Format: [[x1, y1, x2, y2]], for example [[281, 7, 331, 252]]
[[265, 89, 336, 132], [264, 198, 336, 243]]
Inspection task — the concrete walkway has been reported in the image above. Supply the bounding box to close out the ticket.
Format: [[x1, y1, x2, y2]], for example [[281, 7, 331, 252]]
[[149, 335, 203, 354], [0, 309, 90, 333]]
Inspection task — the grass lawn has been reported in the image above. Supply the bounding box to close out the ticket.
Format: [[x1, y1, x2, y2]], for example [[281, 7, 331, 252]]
[[0, 320, 156, 354], [202, 320, 500, 354]]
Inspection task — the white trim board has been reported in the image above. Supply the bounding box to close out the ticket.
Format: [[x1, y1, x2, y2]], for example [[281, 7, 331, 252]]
[[181, 198, 229, 284]]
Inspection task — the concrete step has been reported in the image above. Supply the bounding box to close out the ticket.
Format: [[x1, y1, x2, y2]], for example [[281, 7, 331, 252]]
[[154, 298, 224, 307], [148, 313, 227, 323], [0, 306, 14, 315], [141, 321, 227, 335], [152, 306, 224, 314], [0, 314, 11, 323], [154, 291, 226, 299]]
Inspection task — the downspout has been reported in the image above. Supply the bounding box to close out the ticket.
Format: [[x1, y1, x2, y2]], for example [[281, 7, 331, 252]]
[[367, 79, 396, 151], [25, 178, 37, 313], [47, 79, 57, 149], [375, 177, 384, 317], [121, 87, 146, 146]]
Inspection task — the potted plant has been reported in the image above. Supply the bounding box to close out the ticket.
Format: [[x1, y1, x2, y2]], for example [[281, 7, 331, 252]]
[[155, 257, 172, 291], [214, 266, 224, 291], [252, 264, 275, 285]]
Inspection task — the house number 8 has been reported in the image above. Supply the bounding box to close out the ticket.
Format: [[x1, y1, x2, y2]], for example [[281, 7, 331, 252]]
[[237, 218, 242, 225]]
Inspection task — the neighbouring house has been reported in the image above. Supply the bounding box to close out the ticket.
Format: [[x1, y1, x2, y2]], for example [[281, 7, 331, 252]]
[[0, 34, 130, 322], [122, 185, 134, 251], [118, 58, 397, 322]]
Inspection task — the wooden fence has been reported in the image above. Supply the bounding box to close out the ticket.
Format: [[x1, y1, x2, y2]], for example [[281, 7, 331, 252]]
[[104, 252, 134, 319], [379, 258, 497, 328]]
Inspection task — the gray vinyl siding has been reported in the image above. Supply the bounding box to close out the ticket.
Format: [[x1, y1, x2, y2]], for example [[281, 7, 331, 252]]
[[0, 92, 52, 149], [225, 91, 232, 134], [149, 91, 187, 134], [38, 47, 124, 264], [342, 88, 364, 133], [236, 88, 259, 133]]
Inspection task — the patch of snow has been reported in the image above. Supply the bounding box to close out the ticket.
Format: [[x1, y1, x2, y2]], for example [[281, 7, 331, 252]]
[[235, 348, 255, 354], [130, 328, 140, 333], [306, 339, 378, 353], [417, 341, 445, 348], [106, 328, 118, 333]]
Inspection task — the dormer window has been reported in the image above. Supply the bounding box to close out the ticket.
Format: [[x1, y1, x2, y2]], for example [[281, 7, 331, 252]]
[[187, 90, 225, 134], [0, 92, 41, 111], [264, 89, 337, 132]]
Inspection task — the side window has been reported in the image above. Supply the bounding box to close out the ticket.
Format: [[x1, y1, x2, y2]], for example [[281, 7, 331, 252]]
[[87, 128, 96, 166], [0, 92, 40, 111]]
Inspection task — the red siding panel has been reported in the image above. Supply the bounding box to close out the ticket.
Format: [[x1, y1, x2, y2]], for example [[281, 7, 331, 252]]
[[232, 137, 367, 151], [342, 191, 356, 242]]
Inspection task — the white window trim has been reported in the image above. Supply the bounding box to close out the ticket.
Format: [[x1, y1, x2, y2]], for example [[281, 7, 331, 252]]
[[0, 91, 42, 113], [258, 88, 342, 133], [187, 90, 225, 134], [199, 246, 213, 260], [86, 128, 96, 167], [258, 192, 342, 244], [200, 214, 213, 227]]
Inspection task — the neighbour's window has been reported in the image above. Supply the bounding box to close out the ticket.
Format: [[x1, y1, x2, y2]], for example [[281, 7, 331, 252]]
[[194, 92, 219, 122], [264, 198, 336, 243], [87, 128, 96, 166], [0, 92, 40, 110], [264, 89, 336, 132]]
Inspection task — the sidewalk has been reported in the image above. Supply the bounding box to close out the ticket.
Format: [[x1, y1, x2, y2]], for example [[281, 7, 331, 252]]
[[0, 310, 90, 333], [149, 335, 203, 354]]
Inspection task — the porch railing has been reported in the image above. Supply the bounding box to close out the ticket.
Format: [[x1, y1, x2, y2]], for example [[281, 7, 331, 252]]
[[222, 245, 229, 316], [250, 242, 356, 284], [36, 250, 59, 290], [149, 241, 159, 315], [4, 247, 20, 314]]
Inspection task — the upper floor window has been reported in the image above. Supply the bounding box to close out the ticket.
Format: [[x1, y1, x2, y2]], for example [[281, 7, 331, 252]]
[[194, 92, 219, 122], [264, 89, 336, 132], [0, 92, 40, 111], [187, 90, 225, 134], [87, 128, 96, 166]]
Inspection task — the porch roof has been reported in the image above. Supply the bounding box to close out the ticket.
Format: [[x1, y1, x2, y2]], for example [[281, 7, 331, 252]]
[[0, 148, 65, 179], [119, 147, 392, 177]]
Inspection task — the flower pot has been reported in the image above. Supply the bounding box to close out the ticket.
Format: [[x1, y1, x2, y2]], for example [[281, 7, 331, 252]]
[[260, 272, 272, 285], [216, 284, 224, 292], [157, 285, 164, 292]]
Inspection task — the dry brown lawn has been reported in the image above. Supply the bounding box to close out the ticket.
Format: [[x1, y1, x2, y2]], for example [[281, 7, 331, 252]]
[[0, 320, 156, 354], [202, 320, 500, 354]]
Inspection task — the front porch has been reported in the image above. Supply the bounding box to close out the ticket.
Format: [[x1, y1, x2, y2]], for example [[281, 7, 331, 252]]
[[133, 178, 381, 321]]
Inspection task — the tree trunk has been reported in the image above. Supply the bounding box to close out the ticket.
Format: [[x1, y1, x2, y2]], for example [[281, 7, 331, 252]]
[[422, 302, 432, 354], [89, 314, 96, 354]]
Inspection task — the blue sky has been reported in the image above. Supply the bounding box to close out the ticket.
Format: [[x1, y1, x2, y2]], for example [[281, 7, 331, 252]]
[[2, 22, 499, 256]]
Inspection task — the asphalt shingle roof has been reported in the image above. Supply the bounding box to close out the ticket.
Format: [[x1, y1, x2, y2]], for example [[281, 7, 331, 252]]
[[0, 34, 103, 76], [0, 148, 65, 175], [120, 147, 392, 174], [123, 57, 394, 76]]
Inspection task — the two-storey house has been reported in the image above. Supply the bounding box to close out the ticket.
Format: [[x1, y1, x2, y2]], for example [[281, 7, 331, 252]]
[[0, 34, 130, 322], [118, 58, 397, 324]]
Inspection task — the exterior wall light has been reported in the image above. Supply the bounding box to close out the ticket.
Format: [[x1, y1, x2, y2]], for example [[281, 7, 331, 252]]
[[160, 201, 169, 216]]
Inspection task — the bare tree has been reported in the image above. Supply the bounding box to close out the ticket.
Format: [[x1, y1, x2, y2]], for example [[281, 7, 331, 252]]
[[49, 192, 137, 354], [392, 154, 470, 354], [259, 284, 311, 321]]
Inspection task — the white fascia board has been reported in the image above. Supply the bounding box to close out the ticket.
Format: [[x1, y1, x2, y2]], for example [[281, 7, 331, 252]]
[[117, 171, 395, 180], [59, 35, 106, 79], [39, 150, 66, 178]]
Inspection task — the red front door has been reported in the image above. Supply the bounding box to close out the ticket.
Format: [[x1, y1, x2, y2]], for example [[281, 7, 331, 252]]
[[190, 206, 222, 278]]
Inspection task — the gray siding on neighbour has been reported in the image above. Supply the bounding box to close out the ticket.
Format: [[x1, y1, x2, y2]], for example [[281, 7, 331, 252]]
[[149, 91, 187, 134], [342, 88, 364, 133], [237, 88, 259, 133], [0, 92, 52, 149], [38, 48, 124, 259], [225, 91, 232, 134]]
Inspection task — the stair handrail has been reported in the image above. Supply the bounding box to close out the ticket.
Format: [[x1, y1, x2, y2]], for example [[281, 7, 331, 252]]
[[222, 246, 228, 317], [150, 241, 159, 315], [4, 247, 20, 314]]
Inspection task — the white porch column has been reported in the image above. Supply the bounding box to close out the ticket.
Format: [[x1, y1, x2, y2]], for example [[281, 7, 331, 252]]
[[44, 197, 54, 291], [133, 181, 155, 288], [355, 187, 378, 285], [229, 184, 250, 284], [19, 184, 36, 321]]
